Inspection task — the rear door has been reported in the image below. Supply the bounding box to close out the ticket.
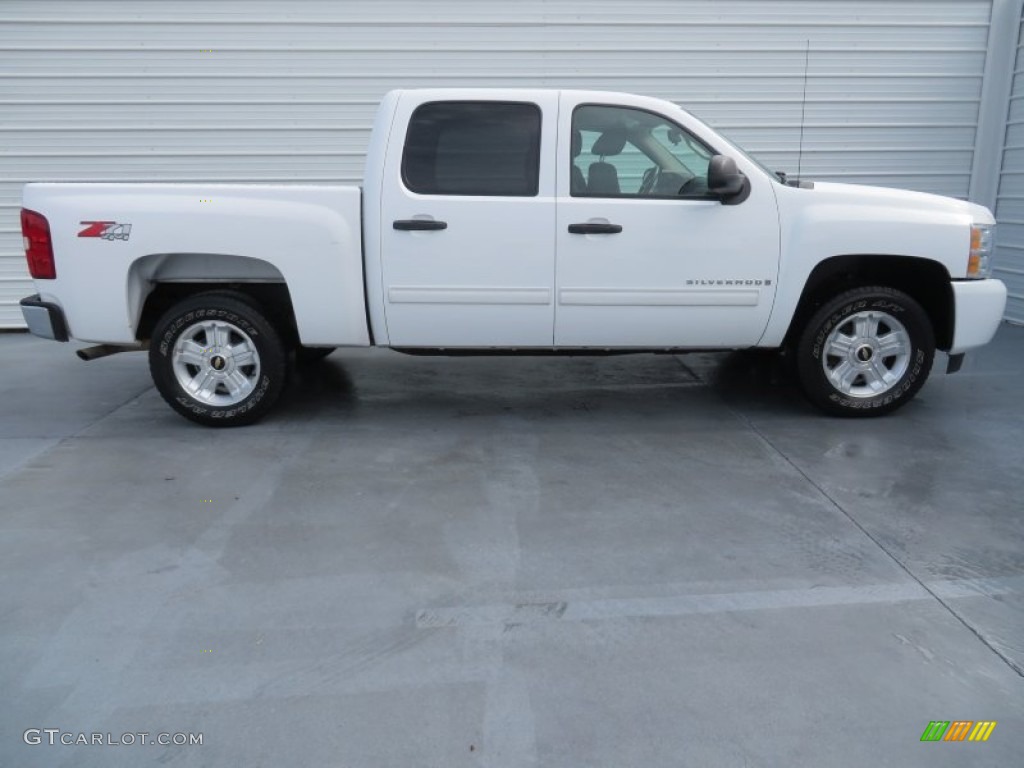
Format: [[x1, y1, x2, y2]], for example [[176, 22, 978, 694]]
[[379, 92, 558, 347]]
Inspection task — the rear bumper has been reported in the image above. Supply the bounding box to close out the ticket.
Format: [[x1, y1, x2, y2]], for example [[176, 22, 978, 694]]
[[948, 279, 1006, 355], [20, 294, 69, 342]]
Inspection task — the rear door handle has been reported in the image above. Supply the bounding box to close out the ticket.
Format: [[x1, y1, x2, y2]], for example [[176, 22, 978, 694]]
[[568, 223, 622, 235], [393, 219, 448, 231]]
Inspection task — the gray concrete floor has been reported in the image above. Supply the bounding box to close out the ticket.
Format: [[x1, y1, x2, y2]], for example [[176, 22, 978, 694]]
[[1, 326, 1022, 767]]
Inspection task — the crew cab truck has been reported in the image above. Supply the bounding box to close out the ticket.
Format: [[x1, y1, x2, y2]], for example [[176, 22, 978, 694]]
[[19, 89, 1006, 426]]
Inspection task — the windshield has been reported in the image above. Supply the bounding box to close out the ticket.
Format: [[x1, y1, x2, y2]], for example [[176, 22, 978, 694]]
[[675, 106, 783, 182]]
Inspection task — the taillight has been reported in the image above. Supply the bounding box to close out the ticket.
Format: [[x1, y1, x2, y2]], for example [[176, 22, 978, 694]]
[[21, 208, 56, 279]]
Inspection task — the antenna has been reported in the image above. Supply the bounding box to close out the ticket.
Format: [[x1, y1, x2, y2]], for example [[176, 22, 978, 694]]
[[796, 40, 810, 184]]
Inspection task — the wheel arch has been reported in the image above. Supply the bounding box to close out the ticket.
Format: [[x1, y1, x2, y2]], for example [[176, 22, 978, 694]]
[[782, 255, 954, 351], [128, 253, 299, 344]]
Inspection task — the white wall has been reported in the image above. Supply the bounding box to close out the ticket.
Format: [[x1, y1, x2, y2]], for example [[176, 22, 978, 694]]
[[995, 14, 1024, 323], [0, 0, 999, 327]]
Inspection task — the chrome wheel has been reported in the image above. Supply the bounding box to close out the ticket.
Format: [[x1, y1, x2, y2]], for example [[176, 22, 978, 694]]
[[171, 319, 261, 406], [821, 310, 911, 398]]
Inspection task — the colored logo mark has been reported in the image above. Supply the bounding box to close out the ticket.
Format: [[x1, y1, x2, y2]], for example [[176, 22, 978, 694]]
[[78, 221, 132, 241], [920, 721, 996, 742]]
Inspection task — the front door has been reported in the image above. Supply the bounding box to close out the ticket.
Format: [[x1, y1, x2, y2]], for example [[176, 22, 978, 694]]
[[555, 98, 781, 348], [380, 93, 558, 347]]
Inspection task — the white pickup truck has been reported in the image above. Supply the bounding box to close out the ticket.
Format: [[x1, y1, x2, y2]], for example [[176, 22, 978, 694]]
[[19, 88, 1006, 426]]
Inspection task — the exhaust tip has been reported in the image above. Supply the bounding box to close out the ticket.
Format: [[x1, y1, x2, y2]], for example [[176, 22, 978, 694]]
[[76, 343, 144, 361]]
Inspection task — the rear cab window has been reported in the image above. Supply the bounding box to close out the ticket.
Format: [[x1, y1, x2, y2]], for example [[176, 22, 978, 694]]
[[402, 101, 542, 197]]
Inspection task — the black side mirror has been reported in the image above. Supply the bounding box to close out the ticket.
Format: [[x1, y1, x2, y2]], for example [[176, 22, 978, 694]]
[[707, 155, 748, 203]]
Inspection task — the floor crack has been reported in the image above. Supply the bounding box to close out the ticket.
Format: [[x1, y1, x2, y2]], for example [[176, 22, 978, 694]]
[[734, 406, 1024, 679]]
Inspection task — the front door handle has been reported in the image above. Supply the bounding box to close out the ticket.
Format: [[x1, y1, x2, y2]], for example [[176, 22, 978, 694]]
[[568, 223, 622, 235], [393, 219, 448, 231]]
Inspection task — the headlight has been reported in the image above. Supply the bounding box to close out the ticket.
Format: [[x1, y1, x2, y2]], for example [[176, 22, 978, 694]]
[[967, 223, 994, 278]]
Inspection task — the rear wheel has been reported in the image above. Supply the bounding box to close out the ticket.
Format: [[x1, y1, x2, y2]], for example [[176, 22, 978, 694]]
[[149, 292, 287, 426], [796, 286, 935, 416]]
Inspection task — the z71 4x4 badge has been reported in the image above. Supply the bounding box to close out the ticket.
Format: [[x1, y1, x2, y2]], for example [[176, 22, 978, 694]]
[[78, 221, 132, 241]]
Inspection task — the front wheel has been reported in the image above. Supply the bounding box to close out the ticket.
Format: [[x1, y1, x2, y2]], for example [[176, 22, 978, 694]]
[[796, 286, 935, 416], [149, 292, 287, 426]]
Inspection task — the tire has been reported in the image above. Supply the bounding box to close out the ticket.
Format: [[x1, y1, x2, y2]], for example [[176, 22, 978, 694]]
[[294, 345, 335, 365], [149, 292, 287, 427], [796, 285, 935, 416]]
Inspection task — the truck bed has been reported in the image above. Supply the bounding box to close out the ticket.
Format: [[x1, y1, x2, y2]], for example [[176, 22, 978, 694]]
[[22, 183, 369, 346]]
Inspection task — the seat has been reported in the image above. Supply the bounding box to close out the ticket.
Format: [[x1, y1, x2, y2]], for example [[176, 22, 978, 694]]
[[587, 162, 620, 195], [570, 129, 587, 194], [586, 126, 627, 195]]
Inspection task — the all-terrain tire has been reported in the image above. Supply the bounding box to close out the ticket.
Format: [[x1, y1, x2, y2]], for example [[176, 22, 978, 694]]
[[149, 292, 287, 427], [796, 285, 935, 416]]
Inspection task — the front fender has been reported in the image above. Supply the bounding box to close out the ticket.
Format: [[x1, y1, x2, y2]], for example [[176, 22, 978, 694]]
[[760, 182, 975, 346]]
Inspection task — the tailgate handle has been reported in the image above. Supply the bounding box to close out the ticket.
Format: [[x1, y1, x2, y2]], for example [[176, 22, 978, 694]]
[[393, 219, 448, 231], [568, 223, 622, 235]]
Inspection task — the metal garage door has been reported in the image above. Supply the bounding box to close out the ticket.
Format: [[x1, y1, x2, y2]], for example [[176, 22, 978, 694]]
[[995, 15, 1024, 323], [0, 0, 994, 327]]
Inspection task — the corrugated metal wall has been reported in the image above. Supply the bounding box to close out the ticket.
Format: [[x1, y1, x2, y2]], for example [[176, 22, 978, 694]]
[[995, 16, 1024, 323], [0, 0, 994, 327]]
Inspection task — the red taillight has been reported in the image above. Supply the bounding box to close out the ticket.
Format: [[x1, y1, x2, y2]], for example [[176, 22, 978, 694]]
[[21, 208, 56, 279]]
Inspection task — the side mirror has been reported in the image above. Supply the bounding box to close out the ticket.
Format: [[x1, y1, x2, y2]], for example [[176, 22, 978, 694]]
[[707, 155, 747, 201]]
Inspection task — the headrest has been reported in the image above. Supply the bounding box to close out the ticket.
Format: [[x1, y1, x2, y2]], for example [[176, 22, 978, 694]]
[[591, 126, 626, 157], [571, 129, 582, 158]]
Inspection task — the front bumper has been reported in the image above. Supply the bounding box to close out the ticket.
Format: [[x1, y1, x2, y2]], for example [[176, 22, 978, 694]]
[[20, 295, 69, 342], [948, 279, 1007, 355]]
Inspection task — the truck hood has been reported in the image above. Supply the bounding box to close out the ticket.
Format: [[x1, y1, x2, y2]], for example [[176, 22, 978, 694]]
[[807, 181, 995, 226]]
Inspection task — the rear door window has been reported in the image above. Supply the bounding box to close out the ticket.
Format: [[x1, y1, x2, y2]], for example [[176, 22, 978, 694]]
[[402, 101, 542, 197]]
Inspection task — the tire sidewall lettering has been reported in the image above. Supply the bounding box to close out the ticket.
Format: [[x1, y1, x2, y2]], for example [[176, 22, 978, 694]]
[[209, 375, 270, 419], [811, 299, 867, 360], [798, 287, 935, 416], [150, 294, 284, 427]]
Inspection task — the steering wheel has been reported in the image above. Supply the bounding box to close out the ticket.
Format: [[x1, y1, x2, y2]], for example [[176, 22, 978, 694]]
[[679, 175, 709, 197], [639, 166, 661, 195]]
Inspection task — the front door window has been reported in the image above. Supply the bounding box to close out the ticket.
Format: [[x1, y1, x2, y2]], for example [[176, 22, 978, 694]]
[[571, 104, 715, 199]]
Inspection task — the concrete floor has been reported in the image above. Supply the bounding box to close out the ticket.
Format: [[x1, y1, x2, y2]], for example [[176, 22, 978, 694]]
[[1, 326, 1022, 767]]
